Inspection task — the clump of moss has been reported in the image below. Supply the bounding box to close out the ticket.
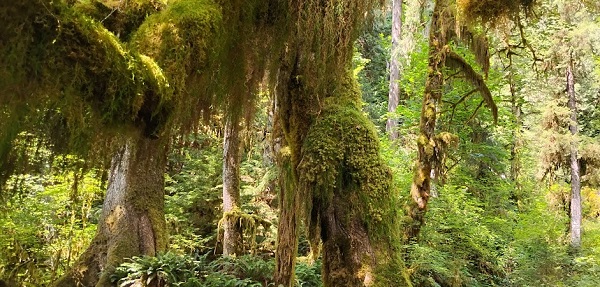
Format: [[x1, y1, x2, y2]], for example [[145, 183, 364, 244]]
[[1, 0, 173, 154], [131, 0, 228, 129], [457, 0, 537, 25], [218, 208, 272, 254], [74, 0, 167, 41]]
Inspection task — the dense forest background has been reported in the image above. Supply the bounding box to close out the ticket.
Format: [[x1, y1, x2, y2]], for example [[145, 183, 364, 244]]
[[1, 0, 600, 286]]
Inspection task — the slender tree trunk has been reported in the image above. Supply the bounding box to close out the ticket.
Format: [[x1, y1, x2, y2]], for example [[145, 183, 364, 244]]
[[386, 0, 402, 140], [54, 134, 168, 287], [273, 152, 298, 287], [399, 0, 423, 68], [403, 0, 447, 244], [222, 115, 243, 256], [567, 58, 581, 249], [274, 61, 301, 287], [509, 74, 522, 183], [508, 57, 523, 201]]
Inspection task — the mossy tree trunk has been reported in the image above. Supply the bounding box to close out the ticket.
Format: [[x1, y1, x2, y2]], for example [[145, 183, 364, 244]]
[[273, 152, 299, 287], [53, 134, 168, 287], [508, 60, 523, 191], [293, 73, 410, 287], [273, 72, 300, 287], [222, 115, 243, 256], [404, 0, 448, 244], [274, 58, 306, 286], [567, 58, 582, 249]]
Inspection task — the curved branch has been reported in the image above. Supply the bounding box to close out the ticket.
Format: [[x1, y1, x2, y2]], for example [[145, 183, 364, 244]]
[[445, 50, 498, 123]]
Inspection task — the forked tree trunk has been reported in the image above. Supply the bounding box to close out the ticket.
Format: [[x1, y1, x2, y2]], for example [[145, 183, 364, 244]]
[[404, 0, 447, 244], [567, 58, 581, 249], [54, 134, 168, 287], [222, 116, 243, 256], [386, 0, 402, 140]]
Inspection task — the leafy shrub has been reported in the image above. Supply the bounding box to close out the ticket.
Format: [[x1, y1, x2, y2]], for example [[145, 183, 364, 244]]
[[111, 252, 203, 287], [295, 260, 322, 287], [111, 253, 323, 287]]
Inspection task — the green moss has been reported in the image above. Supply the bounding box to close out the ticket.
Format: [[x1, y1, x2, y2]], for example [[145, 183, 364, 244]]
[[131, 0, 226, 128], [457, 0, 537, 25], [219, 208, 271, 253], [297, 74, 408, 286], [74, 0, 166, 41]]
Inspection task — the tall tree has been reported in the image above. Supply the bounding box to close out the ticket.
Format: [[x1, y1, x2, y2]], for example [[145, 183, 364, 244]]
[[567, 56, 581, 248], [55, 134, 168, 287], [272, 88, 299, 287], [387, 0, 403, 140], [274, 1, 412, 285], [403, 0, 540, 243], [222, 115, 243, 256], [2, 0, 283, 285]]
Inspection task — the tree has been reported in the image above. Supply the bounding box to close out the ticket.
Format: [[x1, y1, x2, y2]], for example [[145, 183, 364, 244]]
[[405, 0, 498, 243], [387, 0, 403, 140], [533, 0, 600, 249], [55, 134, 168, 287], [273, 1, 412, 285], [567, 57, 581, 248], [1, 0, 278, 285], [221, 115, 243, 256]]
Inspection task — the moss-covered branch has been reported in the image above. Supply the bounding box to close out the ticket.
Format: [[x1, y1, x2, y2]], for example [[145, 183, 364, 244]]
[[0, 0, 173, 140]]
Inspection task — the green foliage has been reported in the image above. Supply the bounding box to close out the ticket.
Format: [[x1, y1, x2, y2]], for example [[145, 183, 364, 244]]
[[294, 260, 323, 287], [165, 132, 223, 254], [355, 17, 392, 130], [0, 157, 103, 285], [111, 252, 202, 287], [111, 253, 323, 287], [409, 184, 509, 287]]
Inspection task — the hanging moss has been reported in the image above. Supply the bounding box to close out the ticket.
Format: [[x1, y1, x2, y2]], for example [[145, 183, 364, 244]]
[[130, 0, 223, 129], [218, 208, 272, 254], [1, 0, 173, 138], [457, 0, 537, 25]]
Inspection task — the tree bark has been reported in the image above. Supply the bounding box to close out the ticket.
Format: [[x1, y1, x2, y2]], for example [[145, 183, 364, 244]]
[[386, 0, 402, 141], [54, 134, 168, 287], [222, 115, 243, 256], [272, 70, 301, 286], [273, 153, 299, 287], [403, 0, 447, 244], [567, 58, 581, 249], [273, 59, 303, 287], [509, 65, 522, 186]]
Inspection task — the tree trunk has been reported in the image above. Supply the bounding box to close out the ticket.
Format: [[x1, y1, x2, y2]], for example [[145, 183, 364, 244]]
[[508, 58, 523, 203], [567, 58, 581, 249], [222, 116, 243, 256], [386, 0, 402, 140], [295, 73, 410, 287], [54, 134, 168, 287], [403, 0, 447, 244], [273, 73, 300, 287], [509, 66, 522, 185], [273, 153, 299, 287]]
